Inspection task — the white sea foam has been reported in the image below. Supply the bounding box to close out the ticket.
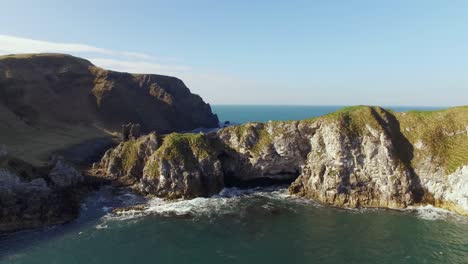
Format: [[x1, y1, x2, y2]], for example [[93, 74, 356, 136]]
[[405, 205, 465, 221], [145, 187, 289, 216], [95, 223, 108, 229], [99, 186, 292, 224], [96, 185, 468, 228]]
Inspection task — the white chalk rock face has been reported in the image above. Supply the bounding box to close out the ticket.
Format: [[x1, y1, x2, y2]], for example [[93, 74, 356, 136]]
[[289, 119, 414, 209], [420, 166, 468, 213], [446, 167, 468, 211]]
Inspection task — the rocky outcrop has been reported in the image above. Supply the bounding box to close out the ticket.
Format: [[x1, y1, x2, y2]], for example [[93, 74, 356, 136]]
[[122, 123, 141, 141], [0, 155, 84, 233], [95, 132, 224, 198], [289, 108, 415, 208], [93, 106, 468, 215], [97, 132, 161, 186], [48, 157, 84, 188], [216, 121, 314, 185]]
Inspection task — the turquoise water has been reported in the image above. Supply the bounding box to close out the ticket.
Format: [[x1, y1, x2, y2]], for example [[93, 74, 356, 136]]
[[1, 187, 467, 264], [1, 105, 467, 264], [211, 105, 445, 123]]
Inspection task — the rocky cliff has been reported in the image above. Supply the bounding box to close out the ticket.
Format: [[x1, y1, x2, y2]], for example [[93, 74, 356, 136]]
[[93, 106, 468, 215], [0, 153, 84, 232]]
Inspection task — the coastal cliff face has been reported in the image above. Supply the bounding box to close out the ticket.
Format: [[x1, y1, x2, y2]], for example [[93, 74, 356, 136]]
[[396, 107, 468, 214], [0, 53, 218, 134], [94, 106, 468, 215], [289, 108, 415, 209], [0, 53, 219, 165]]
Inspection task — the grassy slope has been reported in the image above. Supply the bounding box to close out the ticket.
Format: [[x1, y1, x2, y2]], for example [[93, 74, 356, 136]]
[[0, 54, 113, 165], [0, 53, 219, 165], [397, 106, 468, 174], [0, 104, 112, 165]]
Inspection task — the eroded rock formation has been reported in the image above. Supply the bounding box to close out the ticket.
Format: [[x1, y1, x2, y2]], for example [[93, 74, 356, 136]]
[[0, 155, 84, 232], [122, 123, 141, 141], [93, 106, 468, 215]]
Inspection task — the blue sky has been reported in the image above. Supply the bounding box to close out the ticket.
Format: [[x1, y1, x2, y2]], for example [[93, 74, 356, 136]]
[[1, 0, 468, 106]]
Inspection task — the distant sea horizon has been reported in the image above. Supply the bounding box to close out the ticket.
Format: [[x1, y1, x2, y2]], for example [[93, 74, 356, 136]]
[[211, 105, 447, 124]]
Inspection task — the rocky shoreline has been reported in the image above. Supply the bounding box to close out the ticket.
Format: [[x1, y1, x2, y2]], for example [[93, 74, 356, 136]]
[[92, 106, 468, 215], [1, 105, 467, 233]]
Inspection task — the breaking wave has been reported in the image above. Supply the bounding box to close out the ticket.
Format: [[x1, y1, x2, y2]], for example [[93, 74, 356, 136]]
[[93, 185, 468, 229], [98, 185, 305, 224], [405, 205, 467, 222]]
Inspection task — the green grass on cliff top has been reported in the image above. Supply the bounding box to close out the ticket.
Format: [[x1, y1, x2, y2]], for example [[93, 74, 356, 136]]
[[314, 105, 388, 135], [225, 106, 387, 158], [145, 133, 219, 177], [119, 138, 145, 173], [397, 106, 468, 174], [225, 123, 273, 157], [158, 133, 217, 160], [226, 105, 468, 173], [319, 105, 468, 173]]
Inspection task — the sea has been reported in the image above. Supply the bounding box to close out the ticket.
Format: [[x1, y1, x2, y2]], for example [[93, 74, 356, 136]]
[[1, 105, 467, 264]]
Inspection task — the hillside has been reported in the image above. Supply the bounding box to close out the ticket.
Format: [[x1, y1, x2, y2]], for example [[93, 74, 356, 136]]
[[0, 53, 218, 164]]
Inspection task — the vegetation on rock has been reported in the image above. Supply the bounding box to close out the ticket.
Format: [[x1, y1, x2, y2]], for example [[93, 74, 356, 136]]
[[142, 133, 221, 179], [397, 106, 468, 174]]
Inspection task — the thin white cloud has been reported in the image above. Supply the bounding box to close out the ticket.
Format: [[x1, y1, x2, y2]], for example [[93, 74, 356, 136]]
[[0, 34, 264, 105], [0, 34, 152, 60], [89, 58, 191, 75], [0, 34, 191, 75]]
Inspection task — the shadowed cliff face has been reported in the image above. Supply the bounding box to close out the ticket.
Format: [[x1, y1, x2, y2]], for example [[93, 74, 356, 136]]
[[93, 106, 468, 215], [0, 53, 218, 163], [0, 53, 218, 133]]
